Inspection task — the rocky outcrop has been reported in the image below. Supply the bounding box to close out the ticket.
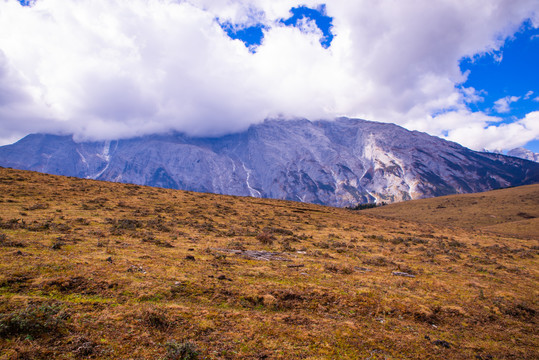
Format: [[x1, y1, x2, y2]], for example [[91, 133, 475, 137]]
[[1, 118, 537, 206]]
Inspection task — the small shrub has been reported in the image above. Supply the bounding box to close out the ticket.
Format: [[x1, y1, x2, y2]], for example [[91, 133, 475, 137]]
[[142, 237, 174, 248], [504, 302, 536, 320], [517, 212, 536, 219], [74, 218, 90, 225], [115, 219, 141, 230], [70, 335, 100, 358], [0, 233, 25, 248], [162, 340, 199, 360], [447, 239, 467, 248], [0, 218, 23, 230], [0, 303, 68, 338], [51, 240, 64, 250], [141, 308, 173, 331], [315, 241, 330, 249], [25, 203, 50, 211], [262, 226, 294, 236], [256, 232, 275, 245], [96, 239, 109, 248], [281, 240, 295, 252], [147, 218, 172, 232], [325, 263, 354, 274], [226, 240, 246, 250], [364, 256, 394, 267]]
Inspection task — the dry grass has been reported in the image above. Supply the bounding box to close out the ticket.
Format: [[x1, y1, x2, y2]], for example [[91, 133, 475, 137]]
[[364, 184, 539, 238], [0, 167, 537, 359]]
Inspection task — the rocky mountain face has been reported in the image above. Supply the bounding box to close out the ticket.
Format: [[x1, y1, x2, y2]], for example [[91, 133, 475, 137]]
[[507, 147, 539, 163], [1, 118, 537, 207]]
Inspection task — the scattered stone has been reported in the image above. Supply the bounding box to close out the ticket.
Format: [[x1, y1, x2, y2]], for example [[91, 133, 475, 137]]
[[433, 339, 451, 349], [188, 248, 194, 251], [355, 266, 372, 272], [185, 255, 196, 261], [213, 248, 291, 261], [51, 242, 63, 250], [392, 271, 416, 278], [287, 264, 304, 268], [13, 250, 25, 256], [127, 264, 146, 274], [105, 256, 113, 263], [424, 335, 431, 341], [217, 275, 228, 281]]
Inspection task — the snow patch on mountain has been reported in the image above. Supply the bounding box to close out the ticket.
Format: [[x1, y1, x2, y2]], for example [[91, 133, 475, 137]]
[[507, 147, 539, 162]]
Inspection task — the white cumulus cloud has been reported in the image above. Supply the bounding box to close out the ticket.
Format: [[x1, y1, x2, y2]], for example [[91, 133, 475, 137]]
[[445, 111, 539, 151], [0, 0, 537, 150], [493, 96, 521, 113]]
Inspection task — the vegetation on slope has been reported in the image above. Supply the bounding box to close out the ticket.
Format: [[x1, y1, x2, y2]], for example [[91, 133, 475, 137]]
[[363, 184, 539, 238], [0, 168, 537, 359]]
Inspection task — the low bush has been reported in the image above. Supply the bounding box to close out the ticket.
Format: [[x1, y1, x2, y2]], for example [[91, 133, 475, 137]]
[[0, 303, 68, 338], [256, 232, 275, 245], [162, 340, 199, 360]]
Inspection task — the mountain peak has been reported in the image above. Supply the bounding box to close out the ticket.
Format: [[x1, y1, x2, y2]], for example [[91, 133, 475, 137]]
[[507, 147, 539, 163], [1, 118, 537, 206]]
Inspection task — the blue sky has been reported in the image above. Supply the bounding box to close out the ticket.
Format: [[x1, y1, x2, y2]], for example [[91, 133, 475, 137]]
[[224, 5, 539, 153], [220, 5, 334, 52], [459, 23, 539, 152], [2, 0, 538, 153]]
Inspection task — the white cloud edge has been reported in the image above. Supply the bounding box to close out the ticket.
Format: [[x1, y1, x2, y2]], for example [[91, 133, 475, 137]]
[[493, 96, 521, 113], [0, 0, 537, 152]]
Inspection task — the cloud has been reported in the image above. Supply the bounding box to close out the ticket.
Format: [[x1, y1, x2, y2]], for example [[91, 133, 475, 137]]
[[493, 96, 521, 113], [445, 111, 539, 151], [0, 0, 538, 150], [523, 90, 534, 99]]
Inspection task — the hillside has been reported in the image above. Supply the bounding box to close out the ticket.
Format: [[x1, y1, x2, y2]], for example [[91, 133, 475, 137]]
[[0, 167, 537, 359], [1, 118, 538, 207], [363, 184, 539, 238]]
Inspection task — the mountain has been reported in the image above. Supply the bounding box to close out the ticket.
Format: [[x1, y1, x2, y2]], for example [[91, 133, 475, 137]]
[[507, 147, 539, 162], [0, 118, 538, 206]]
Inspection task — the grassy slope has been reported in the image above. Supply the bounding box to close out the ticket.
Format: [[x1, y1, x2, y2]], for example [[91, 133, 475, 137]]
[[0, 168, 537, 359], [363, 184, 539, 238]]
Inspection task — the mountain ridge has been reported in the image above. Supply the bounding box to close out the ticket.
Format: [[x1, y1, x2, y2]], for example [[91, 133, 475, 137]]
[[1, 118, 537, 206], [507, 147, 539, 162]]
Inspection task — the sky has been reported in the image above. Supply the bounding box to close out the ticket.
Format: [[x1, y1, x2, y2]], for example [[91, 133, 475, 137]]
[[0, 0, 538, 153]]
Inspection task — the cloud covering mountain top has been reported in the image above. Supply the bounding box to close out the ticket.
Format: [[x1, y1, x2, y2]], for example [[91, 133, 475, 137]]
[[0, 0, 538, 150]]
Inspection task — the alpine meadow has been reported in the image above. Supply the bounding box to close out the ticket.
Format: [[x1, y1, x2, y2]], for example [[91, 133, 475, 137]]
[[0, 168, 537, 359]]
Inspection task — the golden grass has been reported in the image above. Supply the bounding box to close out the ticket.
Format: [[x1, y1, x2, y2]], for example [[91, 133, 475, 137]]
[[364, 184, 539, 238], [0, 167, 537, 359]]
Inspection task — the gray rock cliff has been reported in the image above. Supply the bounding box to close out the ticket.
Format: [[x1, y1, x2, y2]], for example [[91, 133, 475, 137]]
[[1, 118, 537, 206]]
